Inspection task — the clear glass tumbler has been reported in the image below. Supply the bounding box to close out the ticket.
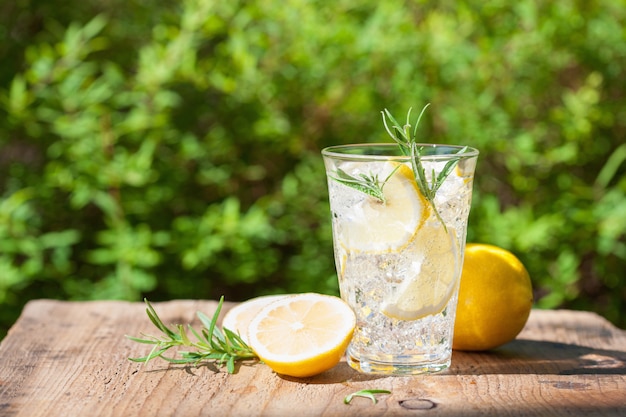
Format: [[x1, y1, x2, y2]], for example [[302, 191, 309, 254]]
[[322, 143, 478, 375]]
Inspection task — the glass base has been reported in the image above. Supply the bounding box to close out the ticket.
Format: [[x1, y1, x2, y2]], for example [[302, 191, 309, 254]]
[[347, 350, 451, 375]]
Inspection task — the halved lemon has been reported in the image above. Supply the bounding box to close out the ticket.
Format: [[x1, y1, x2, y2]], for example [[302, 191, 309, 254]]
[[222, 294, 289, 343], [247, 293, 356, 378], [380, 223, 460, 320], [337, 162, 428, 253]]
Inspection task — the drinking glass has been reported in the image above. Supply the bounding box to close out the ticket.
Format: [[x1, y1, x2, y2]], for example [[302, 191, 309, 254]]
[[322, 143, 478, 375]]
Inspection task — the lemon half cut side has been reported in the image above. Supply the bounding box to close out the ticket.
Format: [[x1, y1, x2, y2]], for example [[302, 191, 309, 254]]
[[380, 223, 460, 321], [337, 162, 429, 253], [247, 293, 356, 378]]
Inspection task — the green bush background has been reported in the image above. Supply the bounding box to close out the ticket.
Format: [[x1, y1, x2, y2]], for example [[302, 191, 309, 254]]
[[1, 0, 625, 337]]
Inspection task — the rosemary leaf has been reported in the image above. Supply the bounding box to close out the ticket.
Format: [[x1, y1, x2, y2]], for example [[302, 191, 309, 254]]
[[344, 389, 391, 405]]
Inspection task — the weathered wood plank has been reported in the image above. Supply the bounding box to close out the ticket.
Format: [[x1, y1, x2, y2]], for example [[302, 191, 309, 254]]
[[0, 300, 625, 416]]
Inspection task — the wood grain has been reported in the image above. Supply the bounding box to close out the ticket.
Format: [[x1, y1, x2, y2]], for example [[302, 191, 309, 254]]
[[0, 300, 625, 416]]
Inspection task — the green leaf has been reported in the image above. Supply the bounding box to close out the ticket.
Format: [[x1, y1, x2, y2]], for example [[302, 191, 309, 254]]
[[344, 389, 391, 405], [329, 165, 400, 204]]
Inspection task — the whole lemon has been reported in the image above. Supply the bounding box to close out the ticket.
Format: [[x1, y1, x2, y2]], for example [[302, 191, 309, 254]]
[[453, 243, 533, 351]]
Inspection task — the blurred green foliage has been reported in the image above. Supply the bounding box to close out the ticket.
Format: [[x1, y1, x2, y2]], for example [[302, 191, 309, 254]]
[[1, 0, 625, 337]]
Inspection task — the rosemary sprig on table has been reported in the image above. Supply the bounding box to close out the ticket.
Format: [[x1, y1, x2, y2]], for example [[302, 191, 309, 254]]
[[127, 297, 258, 374], [382, 104, 467, 227]]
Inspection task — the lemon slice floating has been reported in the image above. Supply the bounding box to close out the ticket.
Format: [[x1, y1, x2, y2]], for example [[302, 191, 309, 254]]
[[380, 223, 460, 321], [337, 162, 429, 253], [247, 293, 356, 378], [222, 294, 289, 344]]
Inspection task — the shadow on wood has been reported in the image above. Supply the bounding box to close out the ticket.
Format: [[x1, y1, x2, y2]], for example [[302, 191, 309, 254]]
[[450, 339, 626, 375]]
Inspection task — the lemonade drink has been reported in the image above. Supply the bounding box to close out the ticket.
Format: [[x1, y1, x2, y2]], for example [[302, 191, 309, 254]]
[[322, 143, 478, 374]]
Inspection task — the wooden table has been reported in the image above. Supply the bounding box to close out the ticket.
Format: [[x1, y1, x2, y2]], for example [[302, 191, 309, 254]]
[[1, 299, 625, 416]]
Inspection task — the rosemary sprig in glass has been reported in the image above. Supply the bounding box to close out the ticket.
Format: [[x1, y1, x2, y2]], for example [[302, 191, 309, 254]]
[[381, 104, 467, 228], [329, 104, 466, 228], [329, 166, 400, 204], [127, 297, 258, 374]]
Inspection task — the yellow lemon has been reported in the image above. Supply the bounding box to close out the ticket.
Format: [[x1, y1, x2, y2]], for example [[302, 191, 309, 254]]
[[247, 293, 356, 378], [453, 243, 533, 351], [380, 222, 459, 320], [221, 294, 289, 344], [337, 162, 428, 253]]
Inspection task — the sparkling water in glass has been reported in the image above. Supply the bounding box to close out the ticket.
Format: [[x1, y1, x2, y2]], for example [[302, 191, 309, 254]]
[[322, 143, 478, 375]]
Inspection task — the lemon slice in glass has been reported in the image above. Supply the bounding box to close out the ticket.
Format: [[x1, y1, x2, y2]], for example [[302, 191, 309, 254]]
[[380, 223, 460, 320], [338, 162, 428, 253]]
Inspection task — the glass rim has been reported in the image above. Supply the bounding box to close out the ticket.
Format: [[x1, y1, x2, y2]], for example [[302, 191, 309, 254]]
[[321, 143, 479, 161]]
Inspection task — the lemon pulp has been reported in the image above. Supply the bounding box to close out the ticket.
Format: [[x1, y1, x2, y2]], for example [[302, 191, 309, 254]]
[[221, 294, 288, 344], [247, 293, 356, 377]]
